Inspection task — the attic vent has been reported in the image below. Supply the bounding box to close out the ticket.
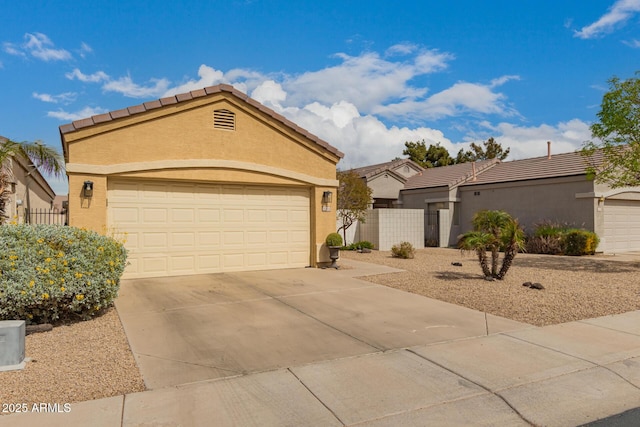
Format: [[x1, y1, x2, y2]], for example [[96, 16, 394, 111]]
[[213, 109, 235, 130]]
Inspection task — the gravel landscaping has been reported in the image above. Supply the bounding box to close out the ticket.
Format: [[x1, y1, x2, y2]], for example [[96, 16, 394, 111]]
[[341, 247, 640, 327], [0, 307, 145, 412], [2, 247, 639, 409]]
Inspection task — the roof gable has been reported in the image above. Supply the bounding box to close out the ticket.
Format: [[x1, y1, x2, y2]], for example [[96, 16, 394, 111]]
[[350, 158, 423, 180], [59, 84, 343, 161]]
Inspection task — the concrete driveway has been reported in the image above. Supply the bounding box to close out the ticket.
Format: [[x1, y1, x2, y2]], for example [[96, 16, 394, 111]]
[[115, 259, 527, 389]]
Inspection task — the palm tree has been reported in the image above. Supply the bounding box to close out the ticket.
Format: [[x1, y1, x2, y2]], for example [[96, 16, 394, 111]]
[[0, 138, 65, 223], [458, 210, 525, 280]]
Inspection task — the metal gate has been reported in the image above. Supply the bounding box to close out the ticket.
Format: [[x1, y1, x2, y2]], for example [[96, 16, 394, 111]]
[[425, 210, 439, 247], [25, 208, 68, 226]]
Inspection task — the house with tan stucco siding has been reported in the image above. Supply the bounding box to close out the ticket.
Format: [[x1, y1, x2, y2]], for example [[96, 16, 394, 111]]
[[60, 84, 343, 278]]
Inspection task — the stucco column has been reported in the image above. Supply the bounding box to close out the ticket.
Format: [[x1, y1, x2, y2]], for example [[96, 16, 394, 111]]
[[68, 174, 107, 234]]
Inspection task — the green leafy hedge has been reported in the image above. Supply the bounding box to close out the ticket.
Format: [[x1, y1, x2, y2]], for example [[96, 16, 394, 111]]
[[0, 224, 127, 324], [564, 229, 600, 256], [342, 241, 375, 251]]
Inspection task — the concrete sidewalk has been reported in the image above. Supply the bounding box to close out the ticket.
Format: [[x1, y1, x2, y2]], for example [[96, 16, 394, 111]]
[[3, 260, 640, 426]]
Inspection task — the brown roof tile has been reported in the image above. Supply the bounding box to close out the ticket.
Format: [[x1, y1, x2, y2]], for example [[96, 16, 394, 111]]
[[58, 84, 344, 159], [143, 100, 162, 110], [460, 151, 593, 186], [110, 108, 130, 119], [351, 159, 424, 180], [404, 159, 498, 190], [92, 113, 112, 124], [127, 105, 146, 114], [159, 96, 178, 106], [190, 88, 207, 98]]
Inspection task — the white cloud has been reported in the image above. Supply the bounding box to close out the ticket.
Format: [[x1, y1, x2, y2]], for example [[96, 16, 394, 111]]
[[3, 42, 26, 57], [575, 0, 640, 39], [623, 39, 640, 47], [163, 64, 226, 96], [474, 119, 592, 160], [47, 106, 108, 121], [102, 76, 170, 98], [283, 49, 451, 112], [23, 33, 71, 61], [251, 80, 287, 108], [33, 92, 76, 104], [372, 77, 519, 120], [65, 68, 110, 83], [78, 42, 92, 58]]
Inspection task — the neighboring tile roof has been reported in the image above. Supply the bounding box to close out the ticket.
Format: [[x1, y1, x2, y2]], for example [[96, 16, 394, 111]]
[[460, 151, 597, 186], [350, 158, 423, 179], [403, 159, 498, 190], [59, 84, 343, 159]]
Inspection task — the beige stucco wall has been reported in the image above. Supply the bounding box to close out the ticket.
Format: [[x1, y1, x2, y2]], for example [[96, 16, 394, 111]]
[[7, 158, 57, 223], [63, 92, 340, 267]]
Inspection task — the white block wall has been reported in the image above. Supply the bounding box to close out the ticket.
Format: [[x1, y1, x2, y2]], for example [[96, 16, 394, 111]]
[[357, 209, 424, 251]]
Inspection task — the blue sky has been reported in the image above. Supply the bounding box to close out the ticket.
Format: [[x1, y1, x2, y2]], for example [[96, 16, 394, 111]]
[[2, 0, 639, 194]]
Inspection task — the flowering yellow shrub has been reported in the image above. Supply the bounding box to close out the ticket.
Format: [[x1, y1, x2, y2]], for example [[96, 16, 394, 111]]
[[0, 224, 128, 324]]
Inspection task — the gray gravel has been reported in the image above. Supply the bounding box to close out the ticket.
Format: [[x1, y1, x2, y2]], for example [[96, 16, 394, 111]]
[[341, 248, 640, 326]]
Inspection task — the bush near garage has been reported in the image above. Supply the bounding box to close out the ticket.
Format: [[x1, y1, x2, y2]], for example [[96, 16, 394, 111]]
[[563, 229, 600, 256], [0, 224, 127, 324], [526, 221, 599, 256]]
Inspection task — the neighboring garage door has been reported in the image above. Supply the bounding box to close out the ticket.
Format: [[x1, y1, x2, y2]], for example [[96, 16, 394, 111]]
[[108, 180, 310, 278], [603, 199, 640, 253]]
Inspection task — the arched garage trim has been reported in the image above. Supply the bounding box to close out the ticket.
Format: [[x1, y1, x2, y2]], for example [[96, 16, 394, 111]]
[[66, 159, 339, 187]]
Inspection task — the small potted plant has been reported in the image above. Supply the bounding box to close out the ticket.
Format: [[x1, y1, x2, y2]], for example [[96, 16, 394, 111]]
[[325, 232, 343, 269]]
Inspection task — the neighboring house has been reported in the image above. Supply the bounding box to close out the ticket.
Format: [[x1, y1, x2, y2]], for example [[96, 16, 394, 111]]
[[349, 159, 423, 208], [399, 147, 640, 253], [0, 136, 58, 224], [59, 84, 343, 279], [400, 159, 499, 246]]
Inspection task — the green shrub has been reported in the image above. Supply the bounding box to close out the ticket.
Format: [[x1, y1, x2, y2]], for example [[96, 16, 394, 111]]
[[0, 224, 128, 324], [342, 241, 375, 251], [564, 229, 600, 256], [391, 241, 415, 259], [528, 221, 599, 256], [325, 232, 343, 247]]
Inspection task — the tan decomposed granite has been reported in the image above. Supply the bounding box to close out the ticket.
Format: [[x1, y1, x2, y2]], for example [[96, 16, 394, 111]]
[[340, 247, 640, 327], [0, 308, 145, 415]]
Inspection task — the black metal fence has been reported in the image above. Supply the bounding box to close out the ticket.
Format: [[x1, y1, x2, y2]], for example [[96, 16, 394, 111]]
[[425, 210, 439, 247], [25, 208, 68, 226]]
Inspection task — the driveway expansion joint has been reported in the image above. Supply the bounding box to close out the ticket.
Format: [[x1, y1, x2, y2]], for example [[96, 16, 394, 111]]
[[406, 348, 537, 426]]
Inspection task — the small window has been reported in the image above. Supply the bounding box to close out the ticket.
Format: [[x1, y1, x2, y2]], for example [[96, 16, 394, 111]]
[[213, 109, 235, 130]]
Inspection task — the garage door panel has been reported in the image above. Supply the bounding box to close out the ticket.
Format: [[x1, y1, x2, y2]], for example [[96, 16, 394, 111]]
[[109, 180, 310, 278], [604, 200, 640, 253], [143, 208, 167, 223], [143, 233, 168, 249], [198, 209, 221, 223]]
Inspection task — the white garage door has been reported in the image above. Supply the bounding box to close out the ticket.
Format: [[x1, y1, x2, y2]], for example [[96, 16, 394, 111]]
[[603, 199, 640, 253], [108, 180, 310, 278]]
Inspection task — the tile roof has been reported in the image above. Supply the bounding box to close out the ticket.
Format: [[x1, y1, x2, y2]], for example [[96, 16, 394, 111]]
[[59, 84, 343, 159], [460, 150, 597, 186], [403, 159, 498, 190], [350, 158, 423, 179]]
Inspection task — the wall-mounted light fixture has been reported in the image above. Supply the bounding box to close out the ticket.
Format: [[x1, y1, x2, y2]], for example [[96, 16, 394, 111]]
[[83, 181, 94, 198], [322, 191, 333, 212], [322, 191, 333, 204]]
